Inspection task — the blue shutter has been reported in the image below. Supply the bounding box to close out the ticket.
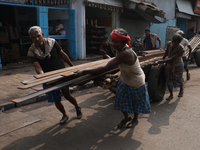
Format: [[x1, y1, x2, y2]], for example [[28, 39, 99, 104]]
[[68, 9, 77, 60], [37, 7, 48, 37]]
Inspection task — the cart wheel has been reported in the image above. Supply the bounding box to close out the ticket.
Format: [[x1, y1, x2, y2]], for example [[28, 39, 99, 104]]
[[195, 49, 200, 67], [148, 64, 167, 102]]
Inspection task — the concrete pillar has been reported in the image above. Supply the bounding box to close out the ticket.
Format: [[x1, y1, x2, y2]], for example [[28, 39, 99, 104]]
[[72, 0, 86, 59], [112, 11, 120, 29]]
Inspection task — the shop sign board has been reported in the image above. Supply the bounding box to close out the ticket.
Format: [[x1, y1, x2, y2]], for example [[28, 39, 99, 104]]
[[87, 0, 123, 7], [0, 0, 25, 3], [194, 0, 200, 14]]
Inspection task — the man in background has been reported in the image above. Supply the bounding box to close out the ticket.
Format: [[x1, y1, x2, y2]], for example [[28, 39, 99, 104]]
[[142, 28, 161, 50], [100, 35, 116, 59], [56, 20, 65, 35], [176, 30, 192, 80]]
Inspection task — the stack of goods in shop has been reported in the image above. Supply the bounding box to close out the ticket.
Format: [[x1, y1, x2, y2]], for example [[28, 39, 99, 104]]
[[86, 19, 106, 54], [12, 43, 20, 60], [20, 45, 30, 57], [0, 47, 14, 63], [0, 27, 9, 44], [9, 26, 16, 40], [0, 26, 21, 63]]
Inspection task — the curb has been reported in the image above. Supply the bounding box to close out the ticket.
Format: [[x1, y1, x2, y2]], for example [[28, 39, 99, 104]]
[[1, 88, 74, 111], [0, 94, 48, 111], [0, 102, 16, 111]]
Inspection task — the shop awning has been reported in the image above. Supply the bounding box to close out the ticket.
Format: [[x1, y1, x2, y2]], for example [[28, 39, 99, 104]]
[[176, 0, 200, 17], [123, 0, 166, 23]]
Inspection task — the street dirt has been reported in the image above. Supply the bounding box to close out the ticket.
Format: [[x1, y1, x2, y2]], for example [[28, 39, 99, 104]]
[[0, 63, 200, 150]]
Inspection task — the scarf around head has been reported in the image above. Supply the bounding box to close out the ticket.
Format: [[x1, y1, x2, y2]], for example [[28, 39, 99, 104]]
[[110, 29, 132, 48], [27, 38, 55, 59]]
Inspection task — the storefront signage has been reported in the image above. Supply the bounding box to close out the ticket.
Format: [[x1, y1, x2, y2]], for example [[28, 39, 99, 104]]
[[194, 0, 200, 14], [86, 0, 122, 7], [86, 1, 123, 12]]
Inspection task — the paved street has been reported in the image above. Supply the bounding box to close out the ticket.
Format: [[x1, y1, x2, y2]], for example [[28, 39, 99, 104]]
[[0, 63, 200, 150]]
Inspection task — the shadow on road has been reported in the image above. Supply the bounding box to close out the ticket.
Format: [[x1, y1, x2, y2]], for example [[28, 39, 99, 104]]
[[147, 97, 181, 135], [2, 91, 142, 150]]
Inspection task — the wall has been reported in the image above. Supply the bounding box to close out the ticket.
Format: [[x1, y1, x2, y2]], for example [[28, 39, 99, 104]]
[[148, 0, 176, 20], [48, 9, 68, 20], [120, 17, 149, 43], [177, 18, 187, 33], [148, 0, 176, 48], [150, 19, 176, 48]]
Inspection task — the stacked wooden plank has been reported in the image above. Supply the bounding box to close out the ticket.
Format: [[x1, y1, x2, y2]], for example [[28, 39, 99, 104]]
[[12, 49, 165, 103], [185, 34, 200, 56]]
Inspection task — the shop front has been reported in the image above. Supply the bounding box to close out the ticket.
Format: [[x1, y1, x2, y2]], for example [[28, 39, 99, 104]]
[[0, 0, 77, 69], [176, 0, 200, 39], [85, 1, 123, 55], [72, 0, 166, 59]]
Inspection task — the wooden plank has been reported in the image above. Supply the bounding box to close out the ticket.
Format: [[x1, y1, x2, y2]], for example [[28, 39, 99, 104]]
[[18, 76, 65, 89], [70, 68, 119, 86], [19, 61, 108, 89], [60, 61, 109, 77], [13, 68, 119, 103], [21, 78, 36, 85], [25, 74, 62, 85], [13, 75, 92, 103], [31, 85, 43, 91], [34, 58, 113, 79]]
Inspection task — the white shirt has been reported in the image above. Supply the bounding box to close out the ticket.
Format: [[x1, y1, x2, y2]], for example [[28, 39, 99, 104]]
[[56, 24, 64, 33], [118, 47, 145, 87], [49, 26, 53, 32], [180, 38, 190, 56]]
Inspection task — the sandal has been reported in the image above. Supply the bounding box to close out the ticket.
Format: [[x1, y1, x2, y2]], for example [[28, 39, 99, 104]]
[[60, 115, 69, 125], [117, 117, 132, 128], [127, 120, 138, 128], [166, 95, 173, 101]]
